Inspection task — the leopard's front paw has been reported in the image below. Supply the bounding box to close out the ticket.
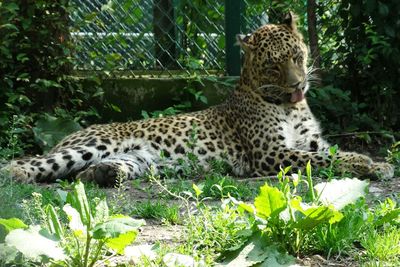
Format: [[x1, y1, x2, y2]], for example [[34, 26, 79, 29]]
[[335, 152, 373, 176], [77, 162, 124, 187], [370, 162, 394, 180], [1, 164, 33, 184]]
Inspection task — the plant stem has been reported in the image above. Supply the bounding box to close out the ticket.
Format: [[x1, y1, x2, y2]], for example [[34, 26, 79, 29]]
[[83, 230, 92, 267], [88, 240, 105, 267], [74, 236, 83, 267]]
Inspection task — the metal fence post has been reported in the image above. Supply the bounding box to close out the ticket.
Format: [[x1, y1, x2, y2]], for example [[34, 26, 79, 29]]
[[225, 0, 243, 76], [153, 0, 177, 69]]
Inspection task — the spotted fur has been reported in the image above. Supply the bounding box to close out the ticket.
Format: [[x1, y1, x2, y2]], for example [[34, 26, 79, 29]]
[[4, 13, 394, 185]]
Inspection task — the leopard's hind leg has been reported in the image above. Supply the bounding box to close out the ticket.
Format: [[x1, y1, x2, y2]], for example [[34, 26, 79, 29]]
[[77, 149, 158, 186]]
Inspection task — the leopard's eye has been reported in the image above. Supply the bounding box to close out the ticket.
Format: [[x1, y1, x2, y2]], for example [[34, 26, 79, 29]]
[[295, 55, 304, 64], [265, 67, 280, 79], [265, 65, 279, 72]]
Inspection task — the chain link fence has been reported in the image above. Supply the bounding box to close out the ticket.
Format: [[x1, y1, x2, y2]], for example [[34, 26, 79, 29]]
[[70, 0, 280, 77]]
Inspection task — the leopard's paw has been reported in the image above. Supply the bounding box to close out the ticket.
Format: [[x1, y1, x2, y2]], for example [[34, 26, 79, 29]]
[[335, 152, 373, 177], [1, 164, 33, 184], [370, 162, 394, 180], [77, 162, 125, 187]]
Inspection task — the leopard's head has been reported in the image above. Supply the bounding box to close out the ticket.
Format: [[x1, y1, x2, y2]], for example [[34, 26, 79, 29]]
[[237, 12, 311, 104]]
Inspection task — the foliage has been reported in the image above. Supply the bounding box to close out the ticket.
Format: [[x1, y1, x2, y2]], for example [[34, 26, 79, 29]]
[[142, 74, 208, 119], [361, 227, 400, 265], [0, 181, 145, 266], [0, 1, 104, 158], [185, 203, 252, 263], [229, 164, 346, 256], [387, 141, 400, 176], [195, 175, 257, 200], [1, 157, 399, 265], [217, 234, 296, 267], [314, 0, 400, 132], [0, 115, 26, 160], [1, 0, 398, 158], [32, 115, 83, 152], [130, 201, 180, 224], [222, 164, 399, 265], [314, 197, 400, 259]]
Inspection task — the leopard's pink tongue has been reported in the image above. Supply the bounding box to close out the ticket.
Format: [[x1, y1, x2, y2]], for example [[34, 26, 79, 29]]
[[290, 90, 304, 103]]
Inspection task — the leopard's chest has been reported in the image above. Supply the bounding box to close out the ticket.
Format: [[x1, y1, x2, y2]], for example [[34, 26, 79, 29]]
[[280, 110, 319, 150]]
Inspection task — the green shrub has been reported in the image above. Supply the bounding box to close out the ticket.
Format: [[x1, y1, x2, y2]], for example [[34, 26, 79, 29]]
[[0, 1, 102, 157]]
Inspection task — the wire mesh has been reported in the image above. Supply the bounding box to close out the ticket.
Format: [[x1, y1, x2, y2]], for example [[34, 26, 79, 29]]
[[70, 0, 279, 77]]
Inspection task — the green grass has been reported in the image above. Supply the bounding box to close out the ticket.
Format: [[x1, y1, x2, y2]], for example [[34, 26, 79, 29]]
[[176, 203, 252, 264], [130, 200, 180, 224], [361, 226, 400, 266], [154, 174, 261, 201], [198, 175, 260, 200], [313, 199, 368, 257], [0, 181, 57, 220], [1, 144, 399, 266]]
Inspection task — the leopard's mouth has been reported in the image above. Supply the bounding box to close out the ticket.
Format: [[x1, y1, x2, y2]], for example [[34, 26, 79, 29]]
[[258, 84, 305, 104], [290, 89, 305, 103]]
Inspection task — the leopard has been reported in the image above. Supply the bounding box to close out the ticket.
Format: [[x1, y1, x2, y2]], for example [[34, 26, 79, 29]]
[[4, 12, 394, 186]]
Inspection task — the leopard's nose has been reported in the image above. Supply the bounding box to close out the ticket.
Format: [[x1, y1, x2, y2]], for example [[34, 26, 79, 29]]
[[290, 82, 306, 91], [291, 82, 301, 88]]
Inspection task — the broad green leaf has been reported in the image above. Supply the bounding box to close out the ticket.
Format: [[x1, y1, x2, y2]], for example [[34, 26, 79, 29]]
[[0, 218, 27, 233], [314, 178, 368, 210], [229, 196, 255, 214], [32, 116, 82, 152], [254, 184, 286, 219], [283, 165, 291, 174], [289, 196, 305, 213], [56, 189, 68, 203], [0, 23, 19, 32], [63, 204, 85, 237], [94, 198, 109, 224], [124, 244, 158, 262], [0, 244, 20, 264], [329, 145, 338, 156], [192, 183, 203, 197], [294, 205, 343, 230], [92, 216, 145, 240], [5, 226, 66, 261], [238, 202, 255, 214], [217, 234, 296, 267], [375, 209, 400, 227], [46, 205, 64, 239], [106, 231, 137, 254], [35, 79, 63, 88], [66, 181, 92, 226], [258, 249, 299, 267], [291, 173, 300, 187], [4, 2, 19, 13]]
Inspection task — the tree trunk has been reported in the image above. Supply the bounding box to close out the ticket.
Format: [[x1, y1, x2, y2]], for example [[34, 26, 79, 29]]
[[153, 0, 177, 69], [307, 0, 321, 79]]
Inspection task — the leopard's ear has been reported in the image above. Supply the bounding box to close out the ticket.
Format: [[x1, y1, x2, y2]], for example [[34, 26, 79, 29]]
[[283, 11, 298, 32], [236, 34, 256, 52]]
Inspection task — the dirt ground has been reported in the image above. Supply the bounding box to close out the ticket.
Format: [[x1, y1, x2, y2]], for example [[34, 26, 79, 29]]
[[102, 174, 399, 267]]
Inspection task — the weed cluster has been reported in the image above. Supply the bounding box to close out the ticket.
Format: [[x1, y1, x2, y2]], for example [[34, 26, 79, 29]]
[[0, 181, 144, 266], [218, 164, 400, 266], [0, 140, 399, 266]]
